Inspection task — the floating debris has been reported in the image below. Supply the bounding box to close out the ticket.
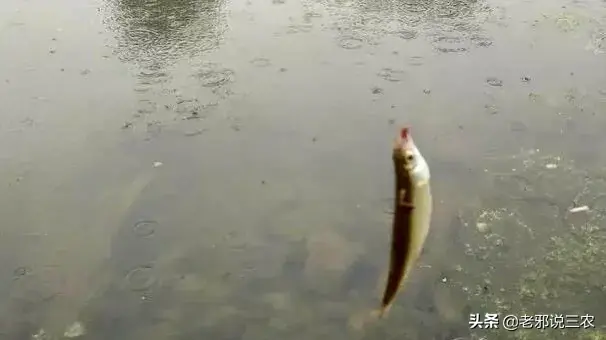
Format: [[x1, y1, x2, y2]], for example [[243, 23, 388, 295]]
[[64, 321, 85, 338], [13, 266, 31, 279], [153, 161, 163, 168], [545, 163, 557, 169], [521, 76, 531, 82], [409, 56, 424, 66], [569, 205, 589, 213], [423, 89, 431, 94], [371, 86, 383, 94], [32, 329, 48, 340], [80, 69, 90, 76], [471, 35, 493, 47]]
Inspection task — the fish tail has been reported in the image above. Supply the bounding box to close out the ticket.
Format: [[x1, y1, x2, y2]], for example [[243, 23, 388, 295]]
[[376, 304, 391, 319]]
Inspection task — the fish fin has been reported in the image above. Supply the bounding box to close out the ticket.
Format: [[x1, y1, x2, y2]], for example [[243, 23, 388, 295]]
[[398, 189, 415, 209], [399, 202, 415, 209], [377, 304, 392, 319]]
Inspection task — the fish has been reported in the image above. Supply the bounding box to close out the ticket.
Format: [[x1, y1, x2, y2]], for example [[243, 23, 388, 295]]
[[379, 126, 433, 317]]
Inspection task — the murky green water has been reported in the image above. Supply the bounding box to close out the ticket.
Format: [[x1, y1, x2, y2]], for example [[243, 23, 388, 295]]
[[1, 0, 606, 338]]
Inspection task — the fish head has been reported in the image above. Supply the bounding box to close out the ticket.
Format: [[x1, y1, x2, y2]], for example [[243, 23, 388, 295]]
[[393, 127, 430, 181]]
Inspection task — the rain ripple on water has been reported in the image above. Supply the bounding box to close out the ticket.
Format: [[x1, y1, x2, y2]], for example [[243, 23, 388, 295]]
[[133, 220, 158, 238], [250, 57, 272, 67], [433, 35, 468, 53], [101, 0, 228, 67], [124, 265, 156, 292], [486, 77, 503, 87], [471, 34, 493, 47], [193, 63, 235, 87], [338, 36, 364, 49], [377, 68, 406, 82], [396, 28, 419, 40], [409, 56, 424, 66]]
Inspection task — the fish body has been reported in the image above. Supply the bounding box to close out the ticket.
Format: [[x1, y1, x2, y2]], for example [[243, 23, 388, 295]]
[[379, 127, 432, 317]]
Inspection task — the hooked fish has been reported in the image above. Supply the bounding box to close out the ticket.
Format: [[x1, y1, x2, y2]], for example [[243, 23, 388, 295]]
[[379, 126, 433, 317]]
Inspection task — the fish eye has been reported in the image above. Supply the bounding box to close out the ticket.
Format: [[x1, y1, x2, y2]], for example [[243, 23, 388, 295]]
[[405, 154, 415, 162]]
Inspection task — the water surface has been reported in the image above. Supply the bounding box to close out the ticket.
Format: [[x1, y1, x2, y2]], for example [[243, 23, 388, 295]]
[[1, 0, 605, 338]]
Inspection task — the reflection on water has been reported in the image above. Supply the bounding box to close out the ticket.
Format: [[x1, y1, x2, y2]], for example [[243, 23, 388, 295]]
[[304, 0, 495, 53], [102, 0, 228, 68], [101, 0, 232, 138]]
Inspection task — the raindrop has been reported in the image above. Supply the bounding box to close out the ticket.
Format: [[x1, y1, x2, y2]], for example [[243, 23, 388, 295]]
[[286, 24, 313, 34], [486, 77, 503, 87], [434, 36, 467, 53], [471, 35, 493, 47], [184, 129, 205, 137], [133, 85, 150, 93], [13, 266, 31, 279], [133, 220, 157, 238], [124, 265, 155, 291], [338, 36, 363, 50], [250, 57, 272, 67], [377, 68, 406, 82], [195, 67, 235, 87], [397, 29, 418, 40], [436, 46, 467, 53], [409, 56, 424, 66]]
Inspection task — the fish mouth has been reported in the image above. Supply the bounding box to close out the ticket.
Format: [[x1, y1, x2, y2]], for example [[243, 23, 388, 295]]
[[395, 126, 414, 151], [400, 127, 410, 141]]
